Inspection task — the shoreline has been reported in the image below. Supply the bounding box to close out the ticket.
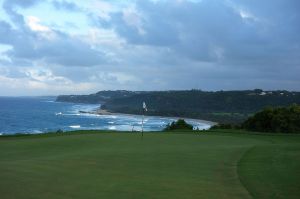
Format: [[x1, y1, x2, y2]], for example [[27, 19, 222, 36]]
[[93, 109, 217, 126], [0, 108, 216, 136]]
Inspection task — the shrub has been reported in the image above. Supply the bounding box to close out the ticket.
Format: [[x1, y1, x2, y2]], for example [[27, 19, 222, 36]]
[[210, 123, 234, 129], [242, 104, 300, 133], [164, 119, 193, 131]]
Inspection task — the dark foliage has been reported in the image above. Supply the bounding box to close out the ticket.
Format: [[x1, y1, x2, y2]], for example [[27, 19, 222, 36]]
[[210, 123, 238, 130], [56, 129, 64, 133], [56, 90, 137, 104], [242, 104, 300, 133], [164, 119, 193, 131]]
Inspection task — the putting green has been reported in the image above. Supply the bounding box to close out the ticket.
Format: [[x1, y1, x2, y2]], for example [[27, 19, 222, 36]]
[[0, 131, 299, 199]]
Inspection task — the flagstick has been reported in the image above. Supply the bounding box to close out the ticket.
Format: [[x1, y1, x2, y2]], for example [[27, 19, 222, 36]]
[[141, 110, 144, 137], [141, 102, 147, 138]]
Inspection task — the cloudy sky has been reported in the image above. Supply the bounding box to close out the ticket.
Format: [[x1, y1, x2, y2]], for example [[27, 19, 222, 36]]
[[0, 0, 299, 96]]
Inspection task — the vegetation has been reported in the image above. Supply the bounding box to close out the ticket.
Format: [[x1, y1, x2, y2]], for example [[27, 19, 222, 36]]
[[164, 119, 193, 131], [242, 104, 300, 133], [56, 90, 137, 104], [0, 130, 299, 199], [210, 123, 237, 130], [56, 89, 300, 124]]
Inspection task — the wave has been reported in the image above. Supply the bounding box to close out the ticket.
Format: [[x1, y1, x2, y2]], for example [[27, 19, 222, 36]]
[[69, 125, 81, 129], [108, 126, 116, 130], [56, 113, 81, 116], [43, 100, 55, 103], [33, 130, 43, 134]]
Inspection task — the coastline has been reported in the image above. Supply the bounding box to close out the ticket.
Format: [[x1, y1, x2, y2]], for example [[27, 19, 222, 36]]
[[93, 109, 217, 126]]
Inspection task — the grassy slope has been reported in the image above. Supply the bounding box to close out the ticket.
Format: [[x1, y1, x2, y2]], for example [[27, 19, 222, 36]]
[[236, 134, 300, 198], [0, 131, 299, 199]]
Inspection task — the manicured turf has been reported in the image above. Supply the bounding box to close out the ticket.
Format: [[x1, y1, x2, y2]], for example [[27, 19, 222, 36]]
[[0, 130, 299, 199]]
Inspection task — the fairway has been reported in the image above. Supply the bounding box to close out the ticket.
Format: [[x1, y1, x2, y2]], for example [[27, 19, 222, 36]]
[[0, 131, 299, 199]]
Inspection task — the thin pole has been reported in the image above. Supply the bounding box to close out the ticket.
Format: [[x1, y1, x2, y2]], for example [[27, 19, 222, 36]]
[[141, 111, 144, 137]]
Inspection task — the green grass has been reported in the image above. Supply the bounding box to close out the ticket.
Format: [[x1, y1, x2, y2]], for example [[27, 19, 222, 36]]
[[0, 130, 299, 199]]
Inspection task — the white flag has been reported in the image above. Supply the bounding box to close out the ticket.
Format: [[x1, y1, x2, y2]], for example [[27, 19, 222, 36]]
[[143, 102, 147, 111]]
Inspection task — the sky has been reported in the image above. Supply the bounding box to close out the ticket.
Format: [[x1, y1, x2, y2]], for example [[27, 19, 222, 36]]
[[0, 0, 299, 96]]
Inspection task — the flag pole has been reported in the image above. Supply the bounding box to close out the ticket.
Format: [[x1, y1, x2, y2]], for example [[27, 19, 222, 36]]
[[141, 110, 144, 137], [142, 102, 147, 137]]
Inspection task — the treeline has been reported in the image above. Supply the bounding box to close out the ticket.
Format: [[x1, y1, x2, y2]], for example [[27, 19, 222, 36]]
[[100, 89, 300, 123], [242, 104, 300, 133], [56, 89, 300, 123], [56, 90, 137, 104]]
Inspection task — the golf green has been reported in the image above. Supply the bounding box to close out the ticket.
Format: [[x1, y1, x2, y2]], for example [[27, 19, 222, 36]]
[[0, 131, 299, 199]]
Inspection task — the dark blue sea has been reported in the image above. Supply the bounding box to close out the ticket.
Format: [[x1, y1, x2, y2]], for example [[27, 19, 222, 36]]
[[0, 96, 211, 135]]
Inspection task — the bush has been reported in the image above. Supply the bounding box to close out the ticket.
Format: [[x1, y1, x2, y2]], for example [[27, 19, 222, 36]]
[[242, 104, 300, 133], [210, 123, 234, 129], [164, 119, 193, 131], [56, 129, 64, 133]]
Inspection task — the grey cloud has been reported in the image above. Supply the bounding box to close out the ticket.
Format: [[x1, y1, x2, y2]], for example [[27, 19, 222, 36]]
[[110, 12, 179, 46], [52, 0, 81, 12], [4, 30, 108, 67], [1, 0, 300, 94], [94, 0, 300, 91], [37, 34, 108, 67], [104, 0, 299, 65], [3, 0, 39, 8], [0, 15, 109, 67], [105, 1, 237, 61], [0, 21, 14, 44], [3, 0, 39, 26]]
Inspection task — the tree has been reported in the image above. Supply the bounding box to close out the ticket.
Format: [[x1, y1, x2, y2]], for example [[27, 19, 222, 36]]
[[242, 104, 300, 133], [164, 119, 193, 131]]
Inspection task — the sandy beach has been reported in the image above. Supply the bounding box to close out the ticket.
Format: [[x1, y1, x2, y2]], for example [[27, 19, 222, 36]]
[[94, 108, 217, 126]]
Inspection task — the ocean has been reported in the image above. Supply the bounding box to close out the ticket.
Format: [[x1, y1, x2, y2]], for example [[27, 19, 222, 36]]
[[0, 96, 212, 135]]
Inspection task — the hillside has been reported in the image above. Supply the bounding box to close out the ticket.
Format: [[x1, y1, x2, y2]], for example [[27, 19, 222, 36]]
[[56, 90, 138, 104], [56, 89, 300, 123]]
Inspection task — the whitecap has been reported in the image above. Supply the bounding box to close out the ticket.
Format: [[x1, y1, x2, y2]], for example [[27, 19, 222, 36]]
[[108, 126, 116, 130], [33, 130, 43, 134], [70, 125, 81, 129], [61, 113, 81, 116]]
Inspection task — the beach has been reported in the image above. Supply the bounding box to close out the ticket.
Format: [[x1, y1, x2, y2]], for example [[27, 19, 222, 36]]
[[94, 108, 217, 127]]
